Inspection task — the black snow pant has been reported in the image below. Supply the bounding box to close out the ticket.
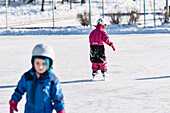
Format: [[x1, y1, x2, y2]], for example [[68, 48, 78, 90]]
[[90, 45, 105, 63]]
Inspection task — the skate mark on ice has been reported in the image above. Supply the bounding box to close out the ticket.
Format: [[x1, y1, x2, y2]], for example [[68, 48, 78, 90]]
[[0, 79, 102, 88], [135, 75, 170, 80], [61, 78, 105, 84], [61, 79, 94, 84], [0, 85, 16, 89]]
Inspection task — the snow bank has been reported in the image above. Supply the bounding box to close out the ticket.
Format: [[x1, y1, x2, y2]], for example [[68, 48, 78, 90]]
[[0, 0, 169, 35], [0, 24, 169, 35]]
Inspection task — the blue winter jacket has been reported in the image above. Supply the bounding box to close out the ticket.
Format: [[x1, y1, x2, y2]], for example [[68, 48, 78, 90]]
[[11, 68, 65, 113]]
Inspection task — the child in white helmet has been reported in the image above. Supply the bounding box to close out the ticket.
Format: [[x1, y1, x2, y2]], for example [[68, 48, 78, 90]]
[[89, 18, 116, 79], [9, 43, 66, 113]]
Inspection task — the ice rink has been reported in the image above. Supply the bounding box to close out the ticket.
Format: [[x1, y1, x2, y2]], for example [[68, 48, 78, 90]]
[[0, 34, 170, 113]]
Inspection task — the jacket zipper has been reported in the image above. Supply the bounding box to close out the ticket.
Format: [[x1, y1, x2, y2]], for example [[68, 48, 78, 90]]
[[42, 86, 46, 113]]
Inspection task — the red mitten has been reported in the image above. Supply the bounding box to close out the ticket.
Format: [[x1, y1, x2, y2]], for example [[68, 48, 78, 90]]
[[57, 110, 66, 113], [111, 44, 116, 51], [9, 100, 18, 113]]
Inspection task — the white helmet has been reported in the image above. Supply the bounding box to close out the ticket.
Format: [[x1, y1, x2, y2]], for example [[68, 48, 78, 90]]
[[97, 18, 104, 25], [32, 43, 54, 61], [97, 18, 107, 28]]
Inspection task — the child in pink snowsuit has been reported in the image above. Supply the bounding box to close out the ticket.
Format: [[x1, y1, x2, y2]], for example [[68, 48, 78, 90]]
[[89, 18, 116, 77]]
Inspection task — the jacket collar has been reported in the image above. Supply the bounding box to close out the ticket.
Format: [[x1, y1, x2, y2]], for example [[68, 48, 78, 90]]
[[29, 68, 53, 79]]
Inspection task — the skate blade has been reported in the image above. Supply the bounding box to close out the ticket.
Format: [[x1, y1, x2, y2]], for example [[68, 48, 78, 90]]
[[92, 75, 105, 81]]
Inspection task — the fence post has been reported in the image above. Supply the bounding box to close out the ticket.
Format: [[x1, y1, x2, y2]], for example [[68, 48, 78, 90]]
[[52, 0, 55, 28], [166, 0, 169, 23], [143, 0, 146, 28], [5, 0, 8, 28], [102, 0, 104, 18], [89, 0, 92, 28], [153, 0, 156, 27]]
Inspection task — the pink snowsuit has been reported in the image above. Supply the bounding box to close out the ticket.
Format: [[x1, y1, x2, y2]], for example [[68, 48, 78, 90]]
[[89, 25, 113, 71]]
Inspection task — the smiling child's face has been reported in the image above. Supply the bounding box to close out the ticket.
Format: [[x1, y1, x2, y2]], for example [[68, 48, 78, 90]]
[[34, 58, 47, 74]]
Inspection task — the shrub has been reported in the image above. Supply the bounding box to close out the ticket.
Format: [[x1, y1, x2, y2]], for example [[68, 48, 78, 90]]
[[164, 11, 169, 23], [128, 10, 140, 25], [164, 6, 170, 23], [110, 11, 122, 24], [77, 11, 90, 26]]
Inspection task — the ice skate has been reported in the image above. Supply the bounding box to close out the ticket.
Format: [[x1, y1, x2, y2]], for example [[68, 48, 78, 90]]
[[92, 71, 98, 79], [101, 70, 107, 80], [92, 71, 100, 80]]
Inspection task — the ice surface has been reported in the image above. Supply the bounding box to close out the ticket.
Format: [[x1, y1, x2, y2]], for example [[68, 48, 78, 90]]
[[0, 34, 170, 113]]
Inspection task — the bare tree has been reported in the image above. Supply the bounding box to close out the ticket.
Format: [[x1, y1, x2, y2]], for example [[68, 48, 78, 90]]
[[62, 0, 68, 4], [41, 0, 45, 11], [81, 0, 86, 4], [62, 0, 64, 4], [70, 0, 72, 9], [27, 0, 35, 4]]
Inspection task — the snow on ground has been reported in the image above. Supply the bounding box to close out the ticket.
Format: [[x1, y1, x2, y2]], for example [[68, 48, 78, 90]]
[[0, 34, 170, 113], [0, 0, 170, 35], [0, 23, 170, 35], [0, 0, 170, 28]]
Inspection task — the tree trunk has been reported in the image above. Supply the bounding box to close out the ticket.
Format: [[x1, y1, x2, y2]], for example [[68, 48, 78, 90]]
[[70, 0, 72, 9], [41, 0, 45, 11], [27, 0, 34, 4], [61, 0, 63, 4], [81, 0, 86, 4]]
